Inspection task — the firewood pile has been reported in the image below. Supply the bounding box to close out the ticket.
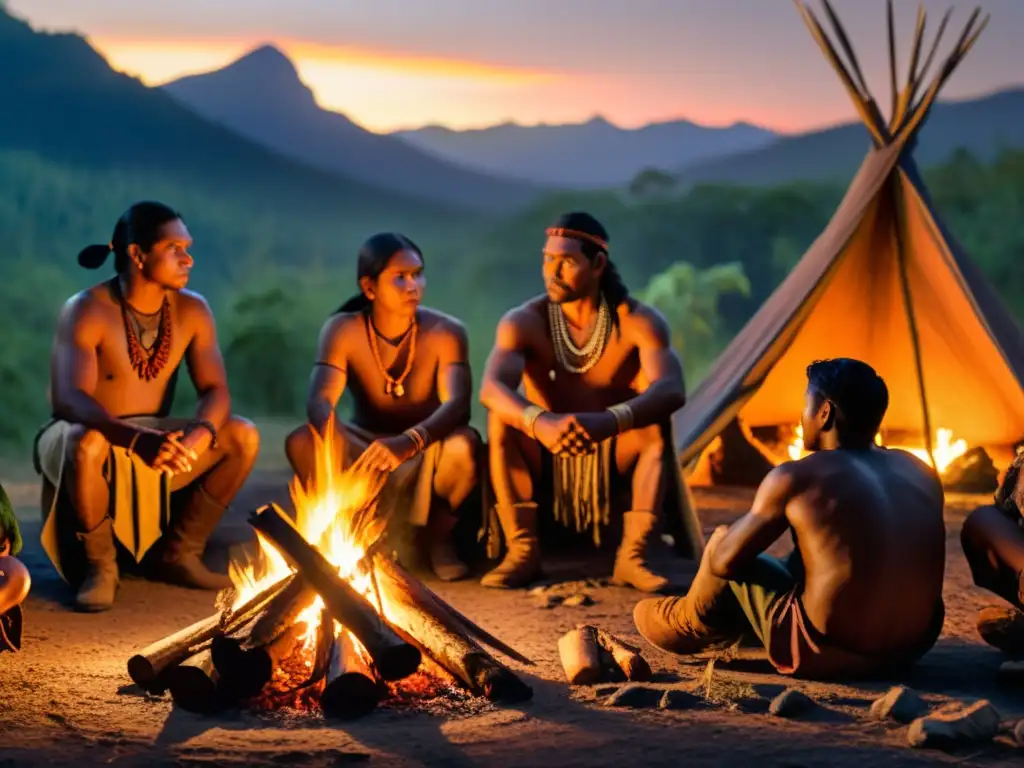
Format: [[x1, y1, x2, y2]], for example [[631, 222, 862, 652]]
[[126, 419, 535, 721], [127, 504, 533, 718]]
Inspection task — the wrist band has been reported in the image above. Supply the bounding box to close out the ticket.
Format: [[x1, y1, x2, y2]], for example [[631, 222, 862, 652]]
[[186, 419, 218, 448], [522, 405, 545, 439], [608, 403, 634, 434], [403, 426, 429, 453]]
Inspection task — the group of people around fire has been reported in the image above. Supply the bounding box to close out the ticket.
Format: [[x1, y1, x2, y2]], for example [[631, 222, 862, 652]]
[[2, 200, 1024, 681]]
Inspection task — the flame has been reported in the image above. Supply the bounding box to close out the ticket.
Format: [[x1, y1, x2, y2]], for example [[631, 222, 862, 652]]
[[786, 424, 967, 473], [228, 413, 383, 647]]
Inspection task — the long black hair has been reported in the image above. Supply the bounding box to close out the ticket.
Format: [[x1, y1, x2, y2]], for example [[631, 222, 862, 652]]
[[549, 211, 629, 310], [336, 232, 424, 314], [77, 201, 183, 274]]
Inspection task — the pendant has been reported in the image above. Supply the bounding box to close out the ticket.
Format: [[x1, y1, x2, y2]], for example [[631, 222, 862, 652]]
[[549, 369, 556, 381], [394, 383, 405, 397], [384, 381, 392, 396]]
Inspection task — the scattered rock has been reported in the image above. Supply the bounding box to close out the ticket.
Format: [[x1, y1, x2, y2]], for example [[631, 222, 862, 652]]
[[659, 688, 701, 711], [562, 593, 595, 607], [907, 699, 1001, 749], [604, 684, 663, 709], [532, 594, 562, 609], [998, 660, 1024, 684], [869, 686, 929, 724], [768, 688, 815, 718]]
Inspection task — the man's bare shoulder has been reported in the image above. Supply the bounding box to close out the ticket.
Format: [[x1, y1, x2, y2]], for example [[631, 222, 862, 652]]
[[175, 288, 215, 320], [619, 298, 671, 342], [58, 284, 113, 326], [501, 296, 548, 330]]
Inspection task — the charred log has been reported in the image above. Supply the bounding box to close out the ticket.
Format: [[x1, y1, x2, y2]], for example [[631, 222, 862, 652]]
[[164, 648, 225, 714], [320, 630, 384, 719], [127, 574, 293, 694], [373, 558, 532, 703]]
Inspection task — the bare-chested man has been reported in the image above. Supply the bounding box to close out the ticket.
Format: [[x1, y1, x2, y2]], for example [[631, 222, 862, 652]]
[[285, 233, 479, 582], [36, 202, 259, 612], [635, 358, 946, 679], [1, 482, 30, 652], [960, 453, 1024, 655], [479, 211, 703, 593]]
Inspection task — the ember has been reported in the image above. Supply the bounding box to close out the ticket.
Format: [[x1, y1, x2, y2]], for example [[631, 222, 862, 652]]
[[128, 414, 532, 718]]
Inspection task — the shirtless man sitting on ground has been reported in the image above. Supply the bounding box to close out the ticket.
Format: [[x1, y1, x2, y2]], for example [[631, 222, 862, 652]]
[[960, 451, 1024, 655], [285, 232, 479, 581], [634, 358, 946, 679]]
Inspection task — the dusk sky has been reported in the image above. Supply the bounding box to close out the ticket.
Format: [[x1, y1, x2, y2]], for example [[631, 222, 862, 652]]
[[9, 0, 1022, 133]]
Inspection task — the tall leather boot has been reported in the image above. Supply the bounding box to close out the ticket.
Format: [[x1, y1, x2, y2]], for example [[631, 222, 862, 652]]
[[611, 510, 670, 593], [480, 503, 542, 589], [154, 486, 231, 590], [75, 517, 119, 612]]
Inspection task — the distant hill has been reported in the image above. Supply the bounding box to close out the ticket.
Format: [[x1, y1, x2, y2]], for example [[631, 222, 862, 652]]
[[675, 87, 1024, 187], [0, 7, 456, 229], [163, 46, 548, 213], [393, 116, 779, 188]]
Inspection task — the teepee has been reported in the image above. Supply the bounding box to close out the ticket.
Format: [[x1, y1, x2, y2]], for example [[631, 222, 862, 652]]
[[674, 0, 1024, 476]]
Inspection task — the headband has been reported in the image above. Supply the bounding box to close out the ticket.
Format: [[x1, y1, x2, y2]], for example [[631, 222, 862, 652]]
[[545, 227, 608, 251]]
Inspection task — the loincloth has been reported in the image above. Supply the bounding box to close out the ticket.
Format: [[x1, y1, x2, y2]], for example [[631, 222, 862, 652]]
[[728, 553, 944, 679], [480, 418, 705, 560], [340, 422, 447, 530], [33, 416, 187, 582]]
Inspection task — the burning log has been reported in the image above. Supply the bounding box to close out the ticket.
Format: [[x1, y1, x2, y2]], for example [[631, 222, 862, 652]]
[[127, 574, 293, 694], [211, 577, 318, 699], [373, 558, 532, 703], [320, 630, 384, 719], [163, 648, 223, 714], [249, 504, 421, 682]]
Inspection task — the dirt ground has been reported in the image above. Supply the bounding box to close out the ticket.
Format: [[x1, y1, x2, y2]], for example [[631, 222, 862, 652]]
[[1, 468, 1023, 767]]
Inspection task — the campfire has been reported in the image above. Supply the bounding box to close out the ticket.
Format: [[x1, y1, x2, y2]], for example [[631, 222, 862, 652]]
[[126, 415, 532, 718], [787, 425, 968, 474]]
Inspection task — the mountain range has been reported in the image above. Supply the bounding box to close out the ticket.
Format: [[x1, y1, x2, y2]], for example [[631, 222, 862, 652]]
[[0, 8, 458, 226], [393, 117, 779, 188], [163, 46, 548, 212], [674, 86, 1024, 188]]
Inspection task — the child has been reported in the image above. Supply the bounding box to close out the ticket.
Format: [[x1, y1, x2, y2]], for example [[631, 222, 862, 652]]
[[1, 482, 30, 652]]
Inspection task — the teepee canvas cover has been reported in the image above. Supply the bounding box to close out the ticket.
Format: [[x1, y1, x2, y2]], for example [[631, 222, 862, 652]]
[[674, 0, 1024, 469]]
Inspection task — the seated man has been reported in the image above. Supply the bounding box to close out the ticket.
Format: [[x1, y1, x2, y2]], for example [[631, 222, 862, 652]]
[[36, 202, 259, 613], [959, 451, 1024, 655], [635, 359, 947, 679], [479, 212, 704, 593], [285, 232, 479, 582], [1, 482, 30, 652]]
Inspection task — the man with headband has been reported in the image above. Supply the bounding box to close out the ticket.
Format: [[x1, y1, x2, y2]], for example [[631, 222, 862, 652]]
[[34, 202, 259, 612], [478, 211, 703, 592]]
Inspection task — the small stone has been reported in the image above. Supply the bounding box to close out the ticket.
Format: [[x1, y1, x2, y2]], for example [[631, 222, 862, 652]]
[[604, 684, 663, 709], [659, 688, 701, 711], [869, 686, 929, 724], [528, 585, 548, 597], [907, 699, 1001, 749], [532, 594, 562, 609], [562, 593, 594, 607], [768, 688, 815, 718], [998, 660, 1024, 684]]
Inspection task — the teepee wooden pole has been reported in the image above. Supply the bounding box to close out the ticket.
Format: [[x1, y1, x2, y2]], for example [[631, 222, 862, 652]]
[[892, 5, 928, 131], [890, 180, 936, 470], [886, 0, 899, 125], [795, 1, 888, 145]]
